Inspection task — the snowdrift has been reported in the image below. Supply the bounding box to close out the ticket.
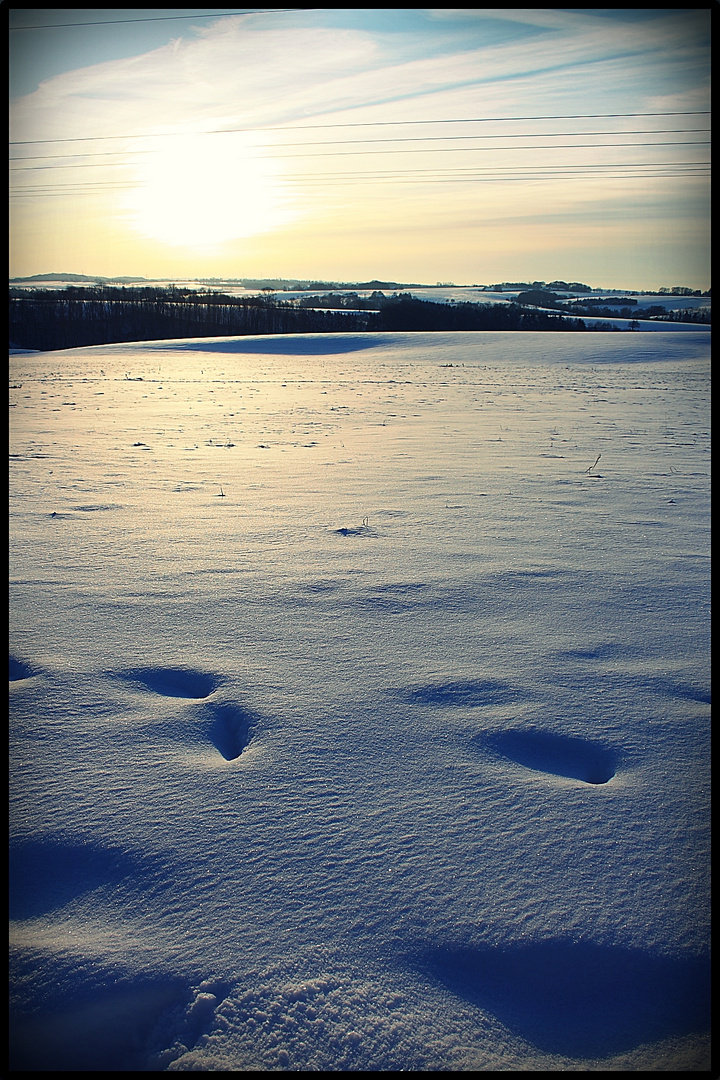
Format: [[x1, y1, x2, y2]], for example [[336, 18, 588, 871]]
[[10, 331, 710, 1071]]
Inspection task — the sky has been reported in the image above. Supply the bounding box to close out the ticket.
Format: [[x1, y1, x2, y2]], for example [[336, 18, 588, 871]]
[[8, 8, 712, 289]]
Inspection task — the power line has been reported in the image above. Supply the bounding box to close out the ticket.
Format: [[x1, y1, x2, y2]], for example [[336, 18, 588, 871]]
[[9, 111, 710, 146], [289, 163, 711, 179], [9, 162, 709, 198], [9, 110, 709, 200], [9, 10, 309, 30], [259, 140, 711, 159], [283, 167, 711, 187], [11, 162, 708, 185], [8, 143, 712, 174], [8, 138, 710, 173], [8, 128, 710, 163], [288, 163, 710, 178]]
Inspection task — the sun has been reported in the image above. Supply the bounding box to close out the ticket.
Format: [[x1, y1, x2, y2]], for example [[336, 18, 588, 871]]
[[125, 131, 297, 251]]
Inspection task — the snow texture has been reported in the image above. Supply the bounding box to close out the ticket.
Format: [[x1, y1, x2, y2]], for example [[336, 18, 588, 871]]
[[9, 330, 710, 1071]]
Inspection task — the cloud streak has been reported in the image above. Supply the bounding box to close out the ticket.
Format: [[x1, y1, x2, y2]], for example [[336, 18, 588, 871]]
[[9, 8, 710, 287]]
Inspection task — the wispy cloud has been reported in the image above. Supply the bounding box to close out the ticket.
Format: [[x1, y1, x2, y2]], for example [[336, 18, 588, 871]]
[[9, 8, 710, 286]]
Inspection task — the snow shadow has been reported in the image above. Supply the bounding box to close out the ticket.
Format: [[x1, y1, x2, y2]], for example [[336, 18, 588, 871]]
[[198, 700, 259, 761], [9, 653, 37, 681], [148, 979, 234, 1066], [644, 676, 711, 705], [71, 503, 124, 513], [156, 333, 386, 355], [408, 678, 518, 707], [116, 666, 219, 699], [335, 523, 374, 537], [418, 940, 710, 1059], [9, 837, 144, 920], [556, 642, 628, 662], [9, 973, 188, 1071], [480, 728, 617, 784]]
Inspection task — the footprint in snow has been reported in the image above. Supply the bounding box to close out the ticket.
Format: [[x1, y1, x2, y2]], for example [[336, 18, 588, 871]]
[[116, 666, 219, 699], [113, 666, 258, 760], [480, 727, 617, 785], [195, 700, 259, 761], [9, 654, 38, 681]]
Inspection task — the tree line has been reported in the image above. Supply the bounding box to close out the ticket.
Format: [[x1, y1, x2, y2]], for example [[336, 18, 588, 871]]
[[11, 284, 605, 352], [514, 288, 710, 323], [9, 287, 377, 351]]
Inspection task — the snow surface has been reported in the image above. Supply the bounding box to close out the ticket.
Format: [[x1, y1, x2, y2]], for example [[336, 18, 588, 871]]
[[9, 331, 711, 1071]]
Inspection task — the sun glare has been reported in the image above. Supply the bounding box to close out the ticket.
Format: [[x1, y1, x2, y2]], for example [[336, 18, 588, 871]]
[[125, 132, 296, 251]]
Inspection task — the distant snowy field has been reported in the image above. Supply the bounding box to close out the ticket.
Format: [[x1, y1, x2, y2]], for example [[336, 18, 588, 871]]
[[9, 279, 711, 312], [9, 331, 710, 1071]]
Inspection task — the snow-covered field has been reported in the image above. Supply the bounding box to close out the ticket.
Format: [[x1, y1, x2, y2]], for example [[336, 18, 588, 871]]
[[9, 331, 711, 1071]]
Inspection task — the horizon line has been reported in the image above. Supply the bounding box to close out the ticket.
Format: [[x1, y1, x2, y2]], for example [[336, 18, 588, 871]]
[[8, 272, 711, 294]]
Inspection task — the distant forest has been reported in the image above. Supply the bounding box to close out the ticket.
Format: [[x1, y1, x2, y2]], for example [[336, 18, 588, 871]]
[[7, 284, 701, 352], [514, 289, 711, 325]]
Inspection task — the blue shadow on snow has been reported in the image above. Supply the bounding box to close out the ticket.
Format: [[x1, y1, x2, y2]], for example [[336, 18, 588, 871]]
[[408, 678, 518, 707], [158, 333, 387, 355], [117, 666, 219, 698], [9, 837, 144, 920], [200, 700, 259, 760], [9, 653, 38, 681], [480, 727, 617, 784], [9, 973, 189, 1071], [418, 939, 710, 1059]]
